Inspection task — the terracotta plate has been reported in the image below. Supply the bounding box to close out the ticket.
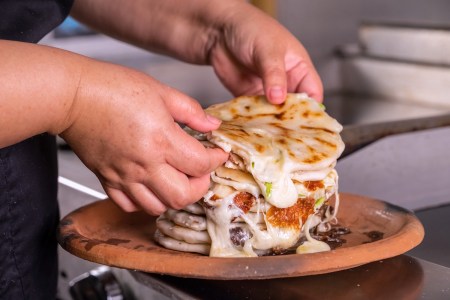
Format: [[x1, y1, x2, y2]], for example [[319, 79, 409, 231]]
[[57, 193, 424, 280]]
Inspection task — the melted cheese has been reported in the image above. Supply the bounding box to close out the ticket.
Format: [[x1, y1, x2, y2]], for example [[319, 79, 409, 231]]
[[201, 168, 340, 257]]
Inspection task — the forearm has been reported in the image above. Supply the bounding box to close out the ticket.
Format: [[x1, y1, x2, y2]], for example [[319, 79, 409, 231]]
[[0, 40, 84, 148], [71, 0, 249, 64]]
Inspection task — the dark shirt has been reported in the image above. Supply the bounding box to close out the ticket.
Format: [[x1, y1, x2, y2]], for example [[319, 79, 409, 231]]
[[0, 0, 73, 298]]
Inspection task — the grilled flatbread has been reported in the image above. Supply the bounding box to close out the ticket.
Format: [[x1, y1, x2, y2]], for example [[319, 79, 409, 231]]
[[155, 93, 345, 257]]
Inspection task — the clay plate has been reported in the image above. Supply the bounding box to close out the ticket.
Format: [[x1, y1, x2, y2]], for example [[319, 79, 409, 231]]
[[57, 193, 424, 280]]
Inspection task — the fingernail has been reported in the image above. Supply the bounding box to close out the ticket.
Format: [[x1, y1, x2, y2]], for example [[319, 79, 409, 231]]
[[206, 114, 221, 125], [269, 87, 284, 102]]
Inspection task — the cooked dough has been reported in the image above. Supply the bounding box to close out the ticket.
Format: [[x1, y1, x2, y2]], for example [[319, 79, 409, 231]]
[[164, 209, 207, 231], [154, 230, 210, 255], [156, 218, 211, 244]]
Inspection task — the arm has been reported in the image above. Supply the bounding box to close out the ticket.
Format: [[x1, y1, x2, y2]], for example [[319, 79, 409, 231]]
[[71, 0, 323, 103], [0, 40, 227, 214]]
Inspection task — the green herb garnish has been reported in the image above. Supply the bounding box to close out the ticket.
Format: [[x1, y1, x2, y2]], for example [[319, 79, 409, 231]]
[[319, 103, 326, 110], [251, 161, 255, 169], [314, 197, 325, 207], [264, 182, 272, 198], [298, 194, 306, 199]]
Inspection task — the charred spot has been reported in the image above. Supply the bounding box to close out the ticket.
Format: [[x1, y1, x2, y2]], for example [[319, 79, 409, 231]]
[[266, 198, 315, 229], [233, 192, 255, 213], [255, 144, 265, 153], [300, 126, 334, 134], [237, 128, 249, 136], [229, 227, 251, 247], [227, 128, 250, 138], [313, 112, 323, 117], [287, 149, 296, 158], [274, 111, 287, 120], [269, 122, 283, 129], [277, 138, 287, 145], [304, 180, 325, 191], [302, 152, 326, 164], [255, 133, 263, 138], [244, 105, 251, 111], [273, 101, 287, 110], [314, 137, 337, 149], [302, 110, 310, 118]]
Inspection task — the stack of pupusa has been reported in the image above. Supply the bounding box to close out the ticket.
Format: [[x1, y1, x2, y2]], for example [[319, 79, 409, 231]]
[[155, 93, 345, 257]]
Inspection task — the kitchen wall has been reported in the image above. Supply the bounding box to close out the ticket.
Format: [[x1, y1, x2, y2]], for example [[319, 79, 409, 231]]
[[277, 0, 450, 92]]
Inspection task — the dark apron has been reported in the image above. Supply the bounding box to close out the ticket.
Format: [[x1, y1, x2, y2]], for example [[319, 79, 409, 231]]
[[0, 0, 73, 298]]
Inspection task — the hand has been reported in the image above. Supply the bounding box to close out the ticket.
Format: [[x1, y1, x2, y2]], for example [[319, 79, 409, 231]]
[[208, 3, 323, 104], [71, 0, 322, 104], [60, 61, 228, 215]]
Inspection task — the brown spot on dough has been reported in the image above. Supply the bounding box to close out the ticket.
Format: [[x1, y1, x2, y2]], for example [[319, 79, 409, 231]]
[[274, 111, 286, 120], [314, 137, 337, 149], [300, 126, 334, 134], [255, 144, 265, 153], [277, 138, 287, 145], [288, 149, 296, 158], [302, 154, 325, 164]]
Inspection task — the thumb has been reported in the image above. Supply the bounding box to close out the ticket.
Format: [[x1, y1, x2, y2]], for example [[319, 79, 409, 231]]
[[163, 89, 221, 132]]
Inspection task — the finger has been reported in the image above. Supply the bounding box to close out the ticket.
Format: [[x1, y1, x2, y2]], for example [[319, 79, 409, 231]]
[[288, 61, 323, 102], [162, 89, 222, 132], [255, 47, 288, 104], [125, 183, 167, 216], [210, 44, 264, 97], [165, 125, 228, 177], [144, 164, 211, 210], [104, 186, 140, 212]]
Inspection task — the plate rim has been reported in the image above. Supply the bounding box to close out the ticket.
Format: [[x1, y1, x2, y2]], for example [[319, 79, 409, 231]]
[[57, 193, 425, 279]]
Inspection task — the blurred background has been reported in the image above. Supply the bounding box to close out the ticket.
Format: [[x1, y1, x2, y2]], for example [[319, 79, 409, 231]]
[[46, 1, 450, 299], [42, 0, 450, 115]]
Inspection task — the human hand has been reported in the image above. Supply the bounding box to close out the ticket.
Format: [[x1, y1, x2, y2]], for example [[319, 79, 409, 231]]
[[71, 0, 321, 105], [60, 61, 228, 215], [207, 2, 323, 104]]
